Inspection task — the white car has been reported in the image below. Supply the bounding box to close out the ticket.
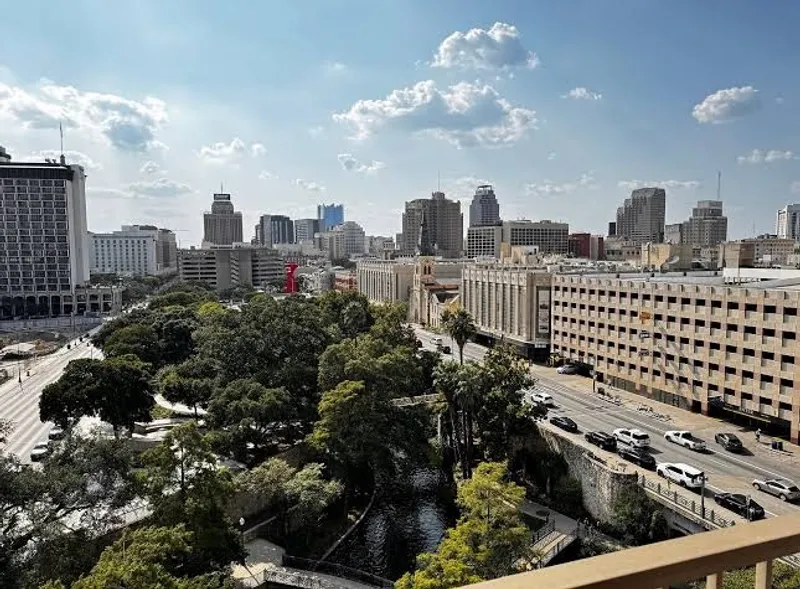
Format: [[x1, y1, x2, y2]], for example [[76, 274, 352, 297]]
[[531, 392, 556, 407], [29, 441, 50, 462], [752, 478, 800, 502], [664, 430, 706, 452], [430, 336, 443, 346], [612, 428, 650, 448], [657, 462, 706, 489], [557, 364, 578, 375]]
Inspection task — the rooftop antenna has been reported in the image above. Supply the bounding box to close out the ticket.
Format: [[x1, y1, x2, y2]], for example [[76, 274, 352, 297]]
[[716, 170, 721, 200], [437, 169, 441, 192], [59, 122, 65, 165]]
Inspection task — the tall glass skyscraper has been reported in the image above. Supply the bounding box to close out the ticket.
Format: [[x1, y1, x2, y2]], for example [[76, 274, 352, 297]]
[[317, 203, 344, 231]]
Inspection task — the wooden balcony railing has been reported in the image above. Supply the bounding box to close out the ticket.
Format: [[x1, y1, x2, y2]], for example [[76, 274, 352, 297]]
[[465, 512, 800, 589]]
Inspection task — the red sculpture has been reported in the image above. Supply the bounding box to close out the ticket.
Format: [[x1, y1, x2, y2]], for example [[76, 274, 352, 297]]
[[285, 263, 299, 293]]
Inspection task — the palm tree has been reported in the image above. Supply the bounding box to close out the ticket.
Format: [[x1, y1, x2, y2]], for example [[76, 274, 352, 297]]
[[442, 308, 477, 365]]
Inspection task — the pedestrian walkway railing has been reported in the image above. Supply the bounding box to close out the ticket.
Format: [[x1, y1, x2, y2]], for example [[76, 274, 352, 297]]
[[638, 474, 736, 528], [531, 520, 556, 544], [283, 555, 394, 588], [536, 534, 577, 568]]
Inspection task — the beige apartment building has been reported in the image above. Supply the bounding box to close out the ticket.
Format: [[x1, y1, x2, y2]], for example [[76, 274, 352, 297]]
[[550, 273, 800, 442], [356, 258, 416, 303], [461, 255, 552, 360]]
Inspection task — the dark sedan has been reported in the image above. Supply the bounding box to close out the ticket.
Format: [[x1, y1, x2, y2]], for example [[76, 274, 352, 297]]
[[585, 431, 617, 451], [715, 433, 744, 453], [714, 492, 765, 521], [550, 415, 579, 433], [618, 446, 656, 470]]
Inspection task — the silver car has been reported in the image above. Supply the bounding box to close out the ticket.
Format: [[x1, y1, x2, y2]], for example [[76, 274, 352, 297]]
[[30, 442, 51, 462], [752, 478, 800, 502]]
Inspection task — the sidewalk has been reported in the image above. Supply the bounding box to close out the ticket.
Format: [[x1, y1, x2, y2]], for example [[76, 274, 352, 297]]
[[530, 364, 800, 469]]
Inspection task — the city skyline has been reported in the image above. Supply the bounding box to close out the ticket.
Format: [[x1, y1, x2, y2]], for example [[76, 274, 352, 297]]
[[1, 1, 800, 245]]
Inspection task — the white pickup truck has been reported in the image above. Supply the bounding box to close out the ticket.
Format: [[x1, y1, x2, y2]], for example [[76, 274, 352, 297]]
[[664, 430, 707, 452]]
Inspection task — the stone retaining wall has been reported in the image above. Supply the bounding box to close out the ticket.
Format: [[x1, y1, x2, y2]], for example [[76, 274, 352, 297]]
[[536, 423, 638, 522]]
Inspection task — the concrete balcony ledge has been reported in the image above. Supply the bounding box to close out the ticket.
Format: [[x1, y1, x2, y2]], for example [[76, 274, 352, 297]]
[[465, 513, 800, 589]]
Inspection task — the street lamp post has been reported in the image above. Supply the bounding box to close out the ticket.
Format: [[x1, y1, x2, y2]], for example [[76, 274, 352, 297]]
[[239, 517, 245, 550], [701, 476, 706, 520]]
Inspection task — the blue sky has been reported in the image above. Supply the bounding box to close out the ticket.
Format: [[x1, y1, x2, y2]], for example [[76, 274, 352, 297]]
[[1, 0, 799, 246]]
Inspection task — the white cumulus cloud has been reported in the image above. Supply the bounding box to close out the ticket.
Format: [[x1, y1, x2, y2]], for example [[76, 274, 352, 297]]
[[0, 80, 168, 152], [197, 138, 266, 164], [23, 150, 102, 170], [692, 86, 760, 124], [737, 149, 795, 165], [337, 153, 385, 174], [124, 178, 193, 198], [547, 151, 557, 160], [563, 87, 602, 101], [333, 80, 537, 148], [618, 179, 700, 191], [258, 170, 278, 181], [139, 160, 161, 175], [294, 179, 325, 192], [431, 22, 539, 70], [526, 172, 597, 196]]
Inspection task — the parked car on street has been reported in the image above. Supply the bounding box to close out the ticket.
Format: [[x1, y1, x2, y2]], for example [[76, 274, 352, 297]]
[[612, 428, 650, 448], [656, 462, 706, 489], [48, 427, 65, 441], [665, 430, 707, 452], [584, 431, 617, 451], [752, 478, 800, 502], [713, 492, 765, 520], [617, 445, 656, 470], [557, 364, 578, 375], [531, 392, 556, 407], [30, 441, 51, 462], [550, 415, 579, 433], [714, 433, 744, 453]]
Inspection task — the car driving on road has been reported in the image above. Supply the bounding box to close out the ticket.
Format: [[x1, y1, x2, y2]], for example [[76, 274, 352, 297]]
[[612, 428, 650, 448], [752, 478, 800, 502], [656, 462, 706, 489], [550, 415, 579, 433], [617, 445, 656, 470], [556, 364, 578, 375], [714, 433, 744, 453], [531, 392, 556, 407], [584, 431, 617, 451], [713, 492, 765, 521], [664, 430, 707, 452]]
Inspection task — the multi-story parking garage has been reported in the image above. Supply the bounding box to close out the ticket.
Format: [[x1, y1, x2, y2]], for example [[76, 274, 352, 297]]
[[550, 272, 800, 443]]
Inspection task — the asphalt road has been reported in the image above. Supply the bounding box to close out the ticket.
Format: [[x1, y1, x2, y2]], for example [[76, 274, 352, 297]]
[[0, 331, 101, 463], [413, 327, 800, 519]]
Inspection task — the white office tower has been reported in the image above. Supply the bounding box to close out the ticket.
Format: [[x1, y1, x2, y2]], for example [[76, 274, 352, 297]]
[[0, 147, 93, 317], [90, 225, 178, 276], [777, 204, 800, 241]]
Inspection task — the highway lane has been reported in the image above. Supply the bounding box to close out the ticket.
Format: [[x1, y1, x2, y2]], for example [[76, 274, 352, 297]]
[[0, 330, 101, 463], [413, 327, 800, 518]]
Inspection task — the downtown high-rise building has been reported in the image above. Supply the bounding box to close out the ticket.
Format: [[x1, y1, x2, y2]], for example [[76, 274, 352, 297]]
[[294, 218, 319, 243], [317, 203, 344, 231], [203, 193, 243, 246], [90, 225, 177, 276], [777, 204, 800, 241], [401, 191, 463, 258], [665, 200, 727, 248], [255, 214, 294, 246], [614, 187, 666, 243], [0, 147, 121, 318], [468, 184, 501, 227]]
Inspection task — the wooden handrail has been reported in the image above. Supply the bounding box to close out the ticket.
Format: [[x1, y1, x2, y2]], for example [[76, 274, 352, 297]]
[[465, 512, 800, 589]]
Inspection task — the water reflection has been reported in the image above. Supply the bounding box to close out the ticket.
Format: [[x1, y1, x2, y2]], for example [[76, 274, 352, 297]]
[[330, 467, 457, 580]]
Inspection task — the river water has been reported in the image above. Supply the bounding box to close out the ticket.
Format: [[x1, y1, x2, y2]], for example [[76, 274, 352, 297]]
[[329, 467, 457, 580]]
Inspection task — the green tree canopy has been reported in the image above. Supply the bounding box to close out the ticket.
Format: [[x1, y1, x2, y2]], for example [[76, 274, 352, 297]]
[[207, 379, 295, 464], [137, 423, 244, 575], [44, 525, 233, 589], [396, 462, 531, 589], [610, 486, 669, 546], [40, 355, 155, 436], [102, 323, 162, 366], [441, 308, 477, 365]]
